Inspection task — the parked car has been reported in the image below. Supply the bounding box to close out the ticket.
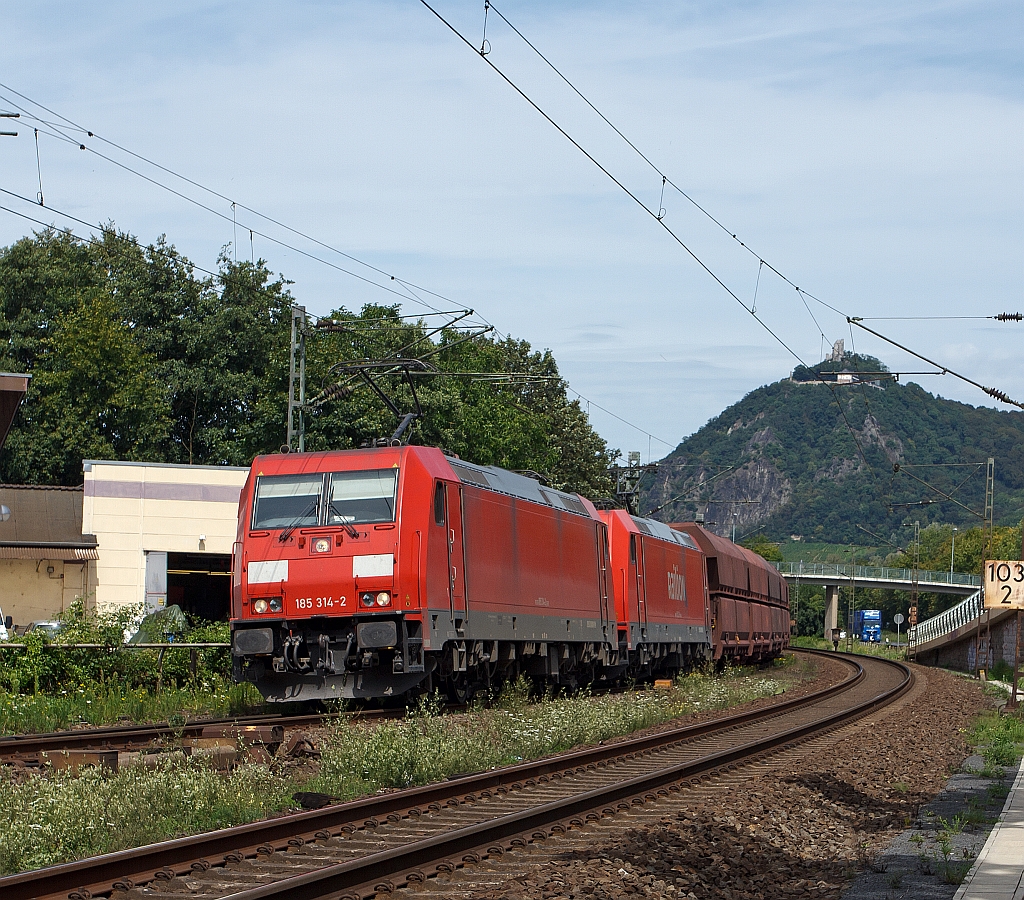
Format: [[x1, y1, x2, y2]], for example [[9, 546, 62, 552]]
[[25, 620, 64, 640], [0, 606, 10, 641]]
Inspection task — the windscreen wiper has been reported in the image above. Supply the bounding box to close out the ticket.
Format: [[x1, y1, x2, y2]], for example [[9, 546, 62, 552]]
[[278, 500, 319, 542]]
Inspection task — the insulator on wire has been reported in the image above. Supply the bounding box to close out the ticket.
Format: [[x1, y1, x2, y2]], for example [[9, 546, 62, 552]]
[[995, 312, 1023, 322], [307, 383, 354, 408], [983, 386, 1024, 410]]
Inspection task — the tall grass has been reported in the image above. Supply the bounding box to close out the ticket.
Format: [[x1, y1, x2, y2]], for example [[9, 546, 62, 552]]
[[0, 680, 265, 736], [0, 756, 289, 875], [310, 668, 784, 799], [0, 663, 793, 875]]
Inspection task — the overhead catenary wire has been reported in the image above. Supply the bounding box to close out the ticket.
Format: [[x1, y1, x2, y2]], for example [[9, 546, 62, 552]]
[[849, 318, 1024, 410], [0, 81, 452, 315], [455, 2, 1024, 415], [417, 0, 880, 473], [481, 1, 848, 325], [0, 84, 674, 454], [4, 111, 448, 316], [0, 184, 668, 458]]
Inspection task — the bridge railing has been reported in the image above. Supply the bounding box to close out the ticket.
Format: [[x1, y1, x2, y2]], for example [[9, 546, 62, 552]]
[[777, 562, 980, 588], [908, 591, 981, 646]]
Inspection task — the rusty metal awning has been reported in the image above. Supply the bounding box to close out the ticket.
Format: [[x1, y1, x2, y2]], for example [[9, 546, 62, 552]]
[[0, 545, 99, 560], [0, 373, 30, 451]]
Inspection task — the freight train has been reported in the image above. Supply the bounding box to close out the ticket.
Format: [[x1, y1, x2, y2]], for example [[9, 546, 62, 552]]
[[230, 446, 789, 702]]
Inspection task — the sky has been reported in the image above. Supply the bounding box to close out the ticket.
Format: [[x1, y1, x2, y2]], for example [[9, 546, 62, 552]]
[[2, 1, 1021, 461]]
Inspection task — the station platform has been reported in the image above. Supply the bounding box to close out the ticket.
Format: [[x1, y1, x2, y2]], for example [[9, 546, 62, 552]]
[[955, 757, 1024, 899]]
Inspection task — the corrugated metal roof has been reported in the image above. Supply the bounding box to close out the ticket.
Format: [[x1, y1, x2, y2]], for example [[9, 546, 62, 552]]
[[0, 546, 99, 560]]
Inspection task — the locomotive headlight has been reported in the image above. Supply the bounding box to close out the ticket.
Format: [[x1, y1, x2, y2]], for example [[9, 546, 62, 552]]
[[253, 598, 269, 614], [376, 591, 391, 606], [312, 537, 331, 554], [269, 597, 282, 612], [360, 592, 375, 608]]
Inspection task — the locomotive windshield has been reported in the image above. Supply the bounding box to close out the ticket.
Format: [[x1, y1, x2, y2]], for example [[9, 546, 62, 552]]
[[252, 474, 323, 529], [328, 469, 398, 525], [251, 469, 398, 530]]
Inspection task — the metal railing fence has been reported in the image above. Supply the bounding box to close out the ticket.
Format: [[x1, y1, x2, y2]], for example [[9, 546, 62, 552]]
[[907, 591, 981, 646], [777, 562, 980, 588]]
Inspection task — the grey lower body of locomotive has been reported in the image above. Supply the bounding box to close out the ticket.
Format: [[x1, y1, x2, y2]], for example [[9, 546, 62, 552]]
[[232, 609, 711, 701]]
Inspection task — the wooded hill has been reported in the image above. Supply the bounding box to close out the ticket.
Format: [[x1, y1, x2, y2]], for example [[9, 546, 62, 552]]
[[642, 354, 1024, 545]]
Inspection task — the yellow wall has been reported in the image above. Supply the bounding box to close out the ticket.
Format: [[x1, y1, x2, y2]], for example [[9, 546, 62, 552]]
[[82, 461, 248, 615], [0, 559, 91, 628]]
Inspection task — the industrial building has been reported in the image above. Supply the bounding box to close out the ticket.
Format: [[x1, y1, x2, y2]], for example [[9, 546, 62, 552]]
[[0, 454, 248, 628], [82, 460, 248, 620]]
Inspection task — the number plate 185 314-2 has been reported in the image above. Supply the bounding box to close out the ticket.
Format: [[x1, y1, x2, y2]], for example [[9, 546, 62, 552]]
[[984, 560, 1024, 609]]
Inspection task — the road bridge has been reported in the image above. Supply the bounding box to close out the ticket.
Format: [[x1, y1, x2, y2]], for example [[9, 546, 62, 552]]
[[777, 563, 981, 639]]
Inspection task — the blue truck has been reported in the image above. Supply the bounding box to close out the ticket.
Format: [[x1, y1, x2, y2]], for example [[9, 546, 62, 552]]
[[853, 609, 882, 642]]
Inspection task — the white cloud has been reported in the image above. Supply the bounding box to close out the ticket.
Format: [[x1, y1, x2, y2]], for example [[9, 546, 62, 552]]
[[1, 0, 1020, 456]]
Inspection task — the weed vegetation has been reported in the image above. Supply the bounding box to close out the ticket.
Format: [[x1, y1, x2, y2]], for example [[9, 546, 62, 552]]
[[0, 681, 264, 736], [308, 666, 786, 799], [0, 757, 288, 874], [970, 709, 1024, 769], [790, 635, 908, 661], [0, 601, 264, 735], [0, 660, 800, 875]]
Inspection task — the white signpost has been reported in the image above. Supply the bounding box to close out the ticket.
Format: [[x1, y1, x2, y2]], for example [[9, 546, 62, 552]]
[[894, 613, 904, 649]]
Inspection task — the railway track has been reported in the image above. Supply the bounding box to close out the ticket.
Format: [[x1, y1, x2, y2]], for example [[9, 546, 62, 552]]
[[0, 708, 402, 764], [0, 651, 911, 900]]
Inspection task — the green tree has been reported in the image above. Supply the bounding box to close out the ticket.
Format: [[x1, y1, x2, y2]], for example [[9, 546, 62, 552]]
[[4, 289, 170, 483], [741, 534, 783, 563], [0, 229, 614, 497]]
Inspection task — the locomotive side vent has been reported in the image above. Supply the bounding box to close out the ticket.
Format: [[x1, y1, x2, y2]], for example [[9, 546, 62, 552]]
[[560, 495, 589, 517], [449, 462, 492, 488]]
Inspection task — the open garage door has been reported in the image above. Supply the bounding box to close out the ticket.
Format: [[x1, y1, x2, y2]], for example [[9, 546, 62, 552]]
[[167, 552, 232, 622]]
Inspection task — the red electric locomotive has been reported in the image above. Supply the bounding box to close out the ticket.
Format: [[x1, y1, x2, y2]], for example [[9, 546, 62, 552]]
[[598, 510, 710, 673], [231, 446, 720, 701]]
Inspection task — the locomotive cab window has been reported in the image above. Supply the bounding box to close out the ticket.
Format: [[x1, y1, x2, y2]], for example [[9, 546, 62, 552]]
[[433, 481, 446, 526], [327, 469, 398, 525], [252, 474, 323, 530]]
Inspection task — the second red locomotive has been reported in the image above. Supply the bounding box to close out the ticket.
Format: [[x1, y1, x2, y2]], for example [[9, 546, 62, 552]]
[[230, 445, 788, 701]]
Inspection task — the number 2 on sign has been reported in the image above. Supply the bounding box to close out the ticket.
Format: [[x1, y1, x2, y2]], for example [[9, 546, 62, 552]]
[[988, 561, 1024, 604]]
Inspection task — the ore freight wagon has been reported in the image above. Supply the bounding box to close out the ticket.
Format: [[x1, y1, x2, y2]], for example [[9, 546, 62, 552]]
[[230, 446, 785, 702], [670, 524, 790, 662]]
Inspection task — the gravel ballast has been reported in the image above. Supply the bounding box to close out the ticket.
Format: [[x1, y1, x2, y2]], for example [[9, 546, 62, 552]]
[[451, 663, 993, 900]]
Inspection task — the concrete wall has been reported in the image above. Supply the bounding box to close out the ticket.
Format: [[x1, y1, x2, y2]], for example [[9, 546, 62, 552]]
[[920, 608, 1021, 674], [0, 558, 91, 627], [81, 461, 248, 615]]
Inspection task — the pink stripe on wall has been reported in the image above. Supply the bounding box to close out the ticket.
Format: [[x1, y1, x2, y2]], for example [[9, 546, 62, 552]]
[[85, 481, 242, 503]]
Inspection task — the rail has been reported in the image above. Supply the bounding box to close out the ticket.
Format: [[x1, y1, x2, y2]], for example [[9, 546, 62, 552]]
[[778, 562, 980, 588], [907, 590, 981, 646], [0, 653, 912, 900]]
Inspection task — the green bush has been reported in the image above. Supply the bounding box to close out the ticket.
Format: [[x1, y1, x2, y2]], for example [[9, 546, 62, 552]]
[[0, 601, 231, 696]]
